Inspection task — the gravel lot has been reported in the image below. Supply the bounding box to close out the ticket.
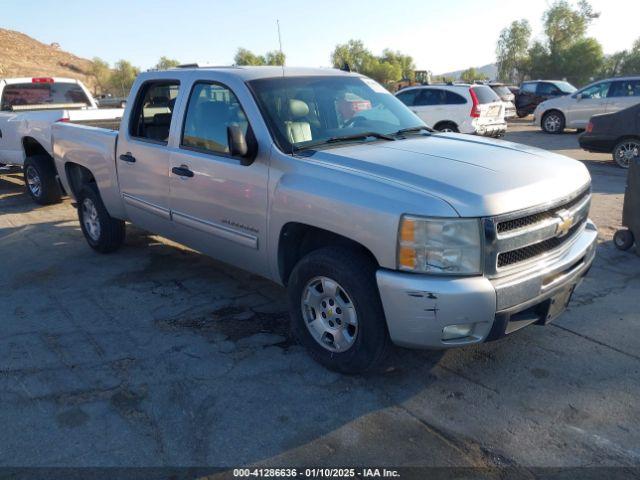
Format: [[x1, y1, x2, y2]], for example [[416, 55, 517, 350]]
[[1, 120, 639, 469]]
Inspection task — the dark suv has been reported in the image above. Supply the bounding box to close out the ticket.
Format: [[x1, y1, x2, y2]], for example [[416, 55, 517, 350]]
[[515, 80, 577, 118]]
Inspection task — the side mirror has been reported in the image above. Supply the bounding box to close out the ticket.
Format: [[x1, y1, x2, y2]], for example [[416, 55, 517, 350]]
[[227, 125, 256, 166], [575, 93, 583, 101]]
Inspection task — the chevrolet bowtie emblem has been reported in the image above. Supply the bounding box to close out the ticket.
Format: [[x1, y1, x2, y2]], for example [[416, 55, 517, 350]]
[[555, 210, 574, 237]]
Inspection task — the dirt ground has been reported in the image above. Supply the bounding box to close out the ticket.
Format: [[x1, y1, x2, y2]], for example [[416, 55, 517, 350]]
[[1, 120, 639, 469]]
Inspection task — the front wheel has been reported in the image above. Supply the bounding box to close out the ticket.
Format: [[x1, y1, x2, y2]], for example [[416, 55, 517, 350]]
[[77, 184, 125, 253], [287, 247, 391, 374], [435, 122, 459, 133], [23, 155, 62, 205], [612, 139, 640, 169], [542, 111, 565, 134]]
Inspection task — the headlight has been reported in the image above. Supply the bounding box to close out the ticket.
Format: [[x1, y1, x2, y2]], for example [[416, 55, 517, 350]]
[[397, 216, 482, 275]]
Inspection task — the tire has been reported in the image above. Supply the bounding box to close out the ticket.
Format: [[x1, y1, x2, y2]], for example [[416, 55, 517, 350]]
[[516, 110, 529, 118], [435, 122, 459, 133], [23, 155, 62, 205], [287, 247, 391, 374], [542, 110, 565, 134], [76, 183, 125, 253], [119, 101, 126, 108], [613, 229, 634, 251], [612, 138, 640, 169]]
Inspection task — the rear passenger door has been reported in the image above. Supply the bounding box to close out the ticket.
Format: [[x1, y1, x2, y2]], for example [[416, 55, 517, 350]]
[[410, 89, 444, 127], [117, 80, 180, 232], [606, 79, 640, 113], [168, 80, 269, 276]]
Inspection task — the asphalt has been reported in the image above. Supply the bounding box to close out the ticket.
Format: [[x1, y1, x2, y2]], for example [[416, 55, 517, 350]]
[[1, 120, 639, 469]]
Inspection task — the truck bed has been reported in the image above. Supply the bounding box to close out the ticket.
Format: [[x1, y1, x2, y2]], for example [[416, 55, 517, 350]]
[[70, 117, 121, 131]]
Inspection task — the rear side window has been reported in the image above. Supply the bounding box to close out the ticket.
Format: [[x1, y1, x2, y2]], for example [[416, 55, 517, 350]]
[[537, 83, 560, 95], [396, 89, 419, 106], [1, 81, 90, 111], [129, 81, 180, 143], [491, 85, 511, 97], [520, 83, 537, 93], [181, 82, 249, 155], [470, 86, 500, 104], [415, 89, 446, 106], [445, 91, 467, 104], [608, 79, 640, 97]]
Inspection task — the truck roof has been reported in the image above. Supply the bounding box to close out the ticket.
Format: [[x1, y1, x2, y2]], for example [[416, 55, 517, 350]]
[[0, 77, 82, 85], [163, 65, 359, 81]]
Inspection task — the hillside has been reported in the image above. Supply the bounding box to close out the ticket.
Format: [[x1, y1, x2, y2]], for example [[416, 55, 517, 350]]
[[0, 29, 96, 91], [436, 63, 498, 81]]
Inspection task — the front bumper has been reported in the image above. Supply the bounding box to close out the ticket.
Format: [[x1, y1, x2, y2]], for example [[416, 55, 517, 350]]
[[376, 220, 597, 349]]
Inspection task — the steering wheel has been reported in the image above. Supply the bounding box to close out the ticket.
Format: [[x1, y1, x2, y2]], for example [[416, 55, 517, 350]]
[[343, 116, 368, 128]]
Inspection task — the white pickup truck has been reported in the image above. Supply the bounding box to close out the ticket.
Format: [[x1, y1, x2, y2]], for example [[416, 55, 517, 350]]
[[51, 66, 597, 373], [0, 77, 123, 204]]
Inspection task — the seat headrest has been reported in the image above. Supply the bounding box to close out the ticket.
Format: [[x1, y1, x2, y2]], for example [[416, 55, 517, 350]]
[[289, 99, 309, 118], [153, 113, 172, 126]]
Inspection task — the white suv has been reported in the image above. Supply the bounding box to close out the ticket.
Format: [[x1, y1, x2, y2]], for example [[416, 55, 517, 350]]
[[395, 84, 507, 137]]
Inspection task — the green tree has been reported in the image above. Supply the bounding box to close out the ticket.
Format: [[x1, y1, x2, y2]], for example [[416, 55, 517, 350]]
[[543, 0, 599, 55], [330, 40, 414, 86], [109, 60, 140, 97], [264, 50, 286, 66], [90, 57, 111, 95], [234, 48, 266, 66], [459, 67, 488, 83], [496, 20, 531, 83], [606, 38, 640, 76], [155, 56, 180, 70]]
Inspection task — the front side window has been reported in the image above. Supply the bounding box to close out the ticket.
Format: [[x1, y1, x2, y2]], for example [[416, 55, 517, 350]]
[[248, 75, 425, 152], [181, 82, 249, 155], [1, 81, 90, 111], [608, 79, 640, 97], [579, 82, 610, 99], [129, 81, 180, 143]]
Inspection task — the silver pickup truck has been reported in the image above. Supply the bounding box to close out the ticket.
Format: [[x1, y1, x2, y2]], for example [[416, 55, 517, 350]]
[[52, 66, 597, 373]]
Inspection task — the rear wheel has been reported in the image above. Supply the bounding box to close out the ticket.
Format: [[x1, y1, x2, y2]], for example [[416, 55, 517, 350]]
[[77, 184, 125, 253], [612, 139, 640, 169], [23, 155, 62, 205], [287, 247, 391, 374], [614, 229, 634, 251], [516, 110, 529, 118], [542, 111, 565, 134], [435, 122, 458, 133]]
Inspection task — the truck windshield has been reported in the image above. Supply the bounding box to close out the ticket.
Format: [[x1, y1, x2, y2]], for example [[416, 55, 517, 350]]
[[1, 82, 91, 111], [247, 75, 426, 152]]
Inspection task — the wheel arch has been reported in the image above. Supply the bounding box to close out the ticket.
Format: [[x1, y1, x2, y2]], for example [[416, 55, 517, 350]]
[[277, 222, 380, 286], [433, 120, 458, 131], [22, 136, 51, 160], [64, 162, 97, 199]]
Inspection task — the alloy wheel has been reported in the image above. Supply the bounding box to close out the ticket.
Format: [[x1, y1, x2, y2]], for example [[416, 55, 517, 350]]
[[82, 198, 101, 242], [613, 141, 639, 169], [301, 276, 358, 353], [544, 114, 562, 133], [26, 166, 42, 198]]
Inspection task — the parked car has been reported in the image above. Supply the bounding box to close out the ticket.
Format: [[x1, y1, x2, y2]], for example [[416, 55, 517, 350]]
[[488, 83, 516, 118], [0, 77, 123, 204], [395, 83, 507, 137], [534, 76, 640, 134], [96, 94, 127, 108], [516, 80, 577, 118], [51, 66, 596, 373], [579, 102, 640, 168]]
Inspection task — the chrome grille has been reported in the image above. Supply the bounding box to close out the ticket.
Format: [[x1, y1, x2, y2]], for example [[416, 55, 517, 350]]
[[485, 186, 591, 276]]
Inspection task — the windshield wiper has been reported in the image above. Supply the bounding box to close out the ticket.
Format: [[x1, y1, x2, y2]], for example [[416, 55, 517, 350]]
[[294, 131, 395, 151], [394, 126, 433, 136]]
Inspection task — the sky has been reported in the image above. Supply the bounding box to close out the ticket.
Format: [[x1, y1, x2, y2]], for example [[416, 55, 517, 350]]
[[2, 0, 639, 74]]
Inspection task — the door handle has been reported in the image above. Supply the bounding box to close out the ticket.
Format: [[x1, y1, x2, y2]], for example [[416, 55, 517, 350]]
[[119, 153, 136, 163], [172, 166, 194, 178]]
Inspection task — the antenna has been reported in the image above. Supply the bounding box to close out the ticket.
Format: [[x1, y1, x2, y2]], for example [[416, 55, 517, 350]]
[[277, 19, 285, 77]]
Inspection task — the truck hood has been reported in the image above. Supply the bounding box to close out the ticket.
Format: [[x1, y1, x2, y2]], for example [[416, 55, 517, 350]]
[[304, 133, 590, 217]]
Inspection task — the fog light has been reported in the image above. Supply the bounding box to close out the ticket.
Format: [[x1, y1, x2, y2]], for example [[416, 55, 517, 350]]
[[442, 323, 474, 341]]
